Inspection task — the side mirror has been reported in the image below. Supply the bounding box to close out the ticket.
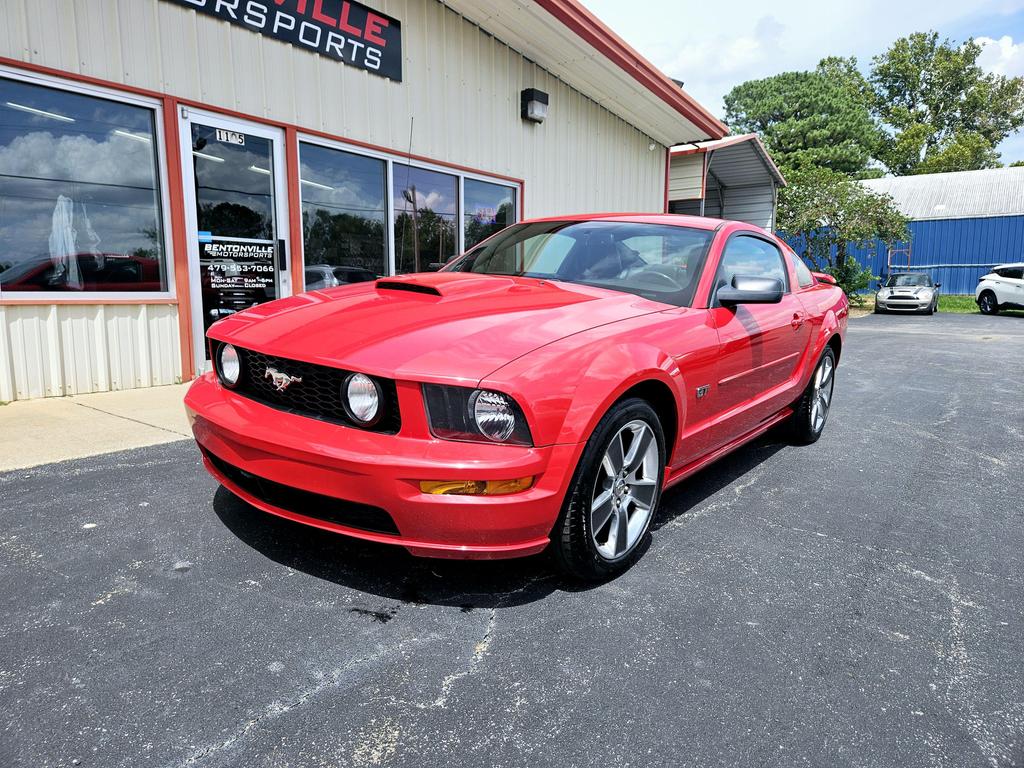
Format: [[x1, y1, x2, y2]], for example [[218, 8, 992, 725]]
[[812, 272, 837, 285], [718, 275, 784, 306], [934, 282, 942, 289]]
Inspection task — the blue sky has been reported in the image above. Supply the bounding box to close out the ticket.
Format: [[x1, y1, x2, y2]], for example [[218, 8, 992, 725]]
[[583, 0, 1024, 165]]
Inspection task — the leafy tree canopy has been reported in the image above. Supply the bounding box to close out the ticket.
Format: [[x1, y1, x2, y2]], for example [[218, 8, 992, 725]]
[[724, 70, 878, 176], [870, 32, 1024, 174], [777, 167, 909, 301]]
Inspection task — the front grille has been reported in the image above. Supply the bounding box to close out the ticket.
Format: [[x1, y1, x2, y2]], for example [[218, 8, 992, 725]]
[[229, 346, 401, 433], [203, 448, 400, 535]]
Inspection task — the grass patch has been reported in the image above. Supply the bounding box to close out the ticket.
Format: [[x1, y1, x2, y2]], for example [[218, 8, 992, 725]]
[[938, 295, 980, 313]]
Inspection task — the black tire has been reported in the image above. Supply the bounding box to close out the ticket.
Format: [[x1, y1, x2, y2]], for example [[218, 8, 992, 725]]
[[551, 398, 665, 581], [978, 291, 999, 315], [873, 305, 882, 314], [789, 346, 837, 445]]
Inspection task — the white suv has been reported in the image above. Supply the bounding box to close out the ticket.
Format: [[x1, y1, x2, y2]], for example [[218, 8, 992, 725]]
[[976, 263, 1024, 315]]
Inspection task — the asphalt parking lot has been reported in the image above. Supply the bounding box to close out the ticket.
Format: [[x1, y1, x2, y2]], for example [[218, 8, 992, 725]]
[[2, 312, 1022, 768]]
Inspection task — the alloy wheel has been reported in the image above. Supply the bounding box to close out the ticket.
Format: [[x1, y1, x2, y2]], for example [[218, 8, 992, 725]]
[[590, 420, 659, 560], [980, 294, 996, 314], [810, 354, 835, 434]]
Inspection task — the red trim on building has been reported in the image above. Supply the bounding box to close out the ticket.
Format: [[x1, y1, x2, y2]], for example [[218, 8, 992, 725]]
[[663, 147, 671, 213], [0, 298, 179, 306], [162, 96, 196, 382], [534, 0, 728, 140]]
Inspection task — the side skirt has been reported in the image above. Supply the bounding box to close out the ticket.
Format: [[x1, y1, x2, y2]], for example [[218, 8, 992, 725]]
[[662, 407, 794, 490]]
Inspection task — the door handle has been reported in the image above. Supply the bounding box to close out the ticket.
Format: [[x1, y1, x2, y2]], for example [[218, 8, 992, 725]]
[[791, 312, 805, 329], [276, 239, 287, 271]]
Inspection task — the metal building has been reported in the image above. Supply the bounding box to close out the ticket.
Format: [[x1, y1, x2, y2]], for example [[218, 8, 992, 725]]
[[0, 0, 727, 402], [857, 167, 1024, 294], [666, 134, 786, 230]]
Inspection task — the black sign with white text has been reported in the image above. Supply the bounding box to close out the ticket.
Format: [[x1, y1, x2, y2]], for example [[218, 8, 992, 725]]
[[167, 0, 402, 81]]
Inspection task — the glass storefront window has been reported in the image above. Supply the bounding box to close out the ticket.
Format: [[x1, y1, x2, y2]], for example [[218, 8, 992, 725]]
[[299, 143, 387, 280], [0, 77, 167, 293], [191, 124, 274, 240], [464, 179, 515, 249], [393, 164, 458, 274]]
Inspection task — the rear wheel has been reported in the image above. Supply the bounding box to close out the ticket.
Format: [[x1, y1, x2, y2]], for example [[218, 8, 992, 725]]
[[789, 347, 836, 445], [552, 398, 665, 581], [978, 291, 999, 315]]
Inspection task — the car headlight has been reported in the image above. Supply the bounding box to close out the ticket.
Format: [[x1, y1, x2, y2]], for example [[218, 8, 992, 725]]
[[422, 384, 533, 446], [344, 373, 382, 425], [216, 343, 241, 388]]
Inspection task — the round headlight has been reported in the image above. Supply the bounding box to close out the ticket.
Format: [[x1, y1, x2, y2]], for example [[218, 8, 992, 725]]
[[217, 343, 241, 387], [344, 373, 381, 425], [472, 390, 516, 442]]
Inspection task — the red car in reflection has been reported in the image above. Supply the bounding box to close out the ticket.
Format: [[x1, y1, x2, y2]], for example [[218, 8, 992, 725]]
[[185, 214, 848, 579]]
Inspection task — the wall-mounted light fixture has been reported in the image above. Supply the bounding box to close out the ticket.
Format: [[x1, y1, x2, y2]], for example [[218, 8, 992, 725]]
[[521, 88, 549, 124]]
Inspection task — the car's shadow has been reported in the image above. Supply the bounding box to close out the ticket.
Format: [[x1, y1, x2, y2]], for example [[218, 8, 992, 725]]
[[652, 429, 789, 531], [213, 429, 790, 608]]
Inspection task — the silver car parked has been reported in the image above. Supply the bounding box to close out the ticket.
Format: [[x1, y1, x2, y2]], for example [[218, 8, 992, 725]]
[[875, 272, 940, 315]]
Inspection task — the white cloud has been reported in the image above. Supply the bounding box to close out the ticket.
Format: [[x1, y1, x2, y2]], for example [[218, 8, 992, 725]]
[[976, 34, 1024, 76], [584, 0, 1024, 116]]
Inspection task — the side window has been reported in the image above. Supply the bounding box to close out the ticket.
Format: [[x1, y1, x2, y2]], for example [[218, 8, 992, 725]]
[[715, 235, 789, 300], [788, 251, 815, 288], [1003, 268, 1024, 280]]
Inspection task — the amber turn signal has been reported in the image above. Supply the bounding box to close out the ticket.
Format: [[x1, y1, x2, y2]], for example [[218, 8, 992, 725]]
[[419, 477, 534, 496]]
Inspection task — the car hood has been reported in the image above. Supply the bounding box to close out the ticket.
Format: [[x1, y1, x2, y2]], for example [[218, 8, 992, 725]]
[[208, 272, 665, 384]]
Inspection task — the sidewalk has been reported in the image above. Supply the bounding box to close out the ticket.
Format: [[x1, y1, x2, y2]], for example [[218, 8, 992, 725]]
[[0, 383, 193, 472]]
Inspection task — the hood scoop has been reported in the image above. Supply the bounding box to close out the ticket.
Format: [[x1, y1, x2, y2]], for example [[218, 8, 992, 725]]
[[375, 280, 442, 296]]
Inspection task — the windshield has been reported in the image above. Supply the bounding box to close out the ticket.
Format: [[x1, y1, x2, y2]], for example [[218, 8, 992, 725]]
[[445, 221, 716, 307], [885, 274, 930, 287]]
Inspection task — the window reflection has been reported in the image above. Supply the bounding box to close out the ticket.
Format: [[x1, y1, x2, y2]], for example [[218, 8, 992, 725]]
[[299, 143, 387, 280], [191, 125, 273, 240], [393, 165, 457, 274], [0, 77, 167, 292], [464, 179, 515, 249]]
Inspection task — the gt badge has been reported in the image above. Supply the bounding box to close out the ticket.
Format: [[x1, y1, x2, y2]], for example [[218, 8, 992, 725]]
[[265, 367, 302, 392], [696, 385, 710, 400]]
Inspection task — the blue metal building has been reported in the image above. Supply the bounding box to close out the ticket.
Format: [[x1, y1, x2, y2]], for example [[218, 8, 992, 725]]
[[855, 168, 1024, 294]]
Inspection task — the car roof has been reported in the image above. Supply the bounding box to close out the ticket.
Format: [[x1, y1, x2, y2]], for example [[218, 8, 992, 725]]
[[992, 262, 1024, 269], [517, 212, 735, 232]]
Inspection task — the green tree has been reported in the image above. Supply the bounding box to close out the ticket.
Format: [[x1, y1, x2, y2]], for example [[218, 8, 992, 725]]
[[724, 70, 879, 176], [777, 167, 909, 303], [870, 32, 1024, 174]]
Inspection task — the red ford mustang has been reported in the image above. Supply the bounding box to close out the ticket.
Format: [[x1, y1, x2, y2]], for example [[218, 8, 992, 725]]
[[185, 214, 848, 579]]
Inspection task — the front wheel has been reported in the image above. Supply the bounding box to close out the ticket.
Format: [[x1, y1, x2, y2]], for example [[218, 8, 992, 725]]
[[789, 347, 836, 445], [552, 398, 665, 581], [978, 291, 999, 315]]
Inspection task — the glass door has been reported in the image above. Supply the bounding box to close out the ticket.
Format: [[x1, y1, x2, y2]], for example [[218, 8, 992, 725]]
[[178, 108, 291, 370]]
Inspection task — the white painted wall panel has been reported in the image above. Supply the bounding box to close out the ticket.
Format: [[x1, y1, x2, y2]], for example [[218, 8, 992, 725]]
[[0, 305, 181, 402], [0, 0, 666, 217], [669, 155, 703, 201]]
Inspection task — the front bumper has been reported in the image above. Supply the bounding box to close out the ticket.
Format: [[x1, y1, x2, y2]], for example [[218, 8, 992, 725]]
[[184, 373, 581, 559], [876, 295, 931, 311]]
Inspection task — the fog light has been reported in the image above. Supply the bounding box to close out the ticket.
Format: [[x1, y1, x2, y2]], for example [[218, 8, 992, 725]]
[[419, 477, 534, 496]]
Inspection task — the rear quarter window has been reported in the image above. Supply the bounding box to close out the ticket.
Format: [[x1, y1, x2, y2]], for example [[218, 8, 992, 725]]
[[788, 251, 815, 288]]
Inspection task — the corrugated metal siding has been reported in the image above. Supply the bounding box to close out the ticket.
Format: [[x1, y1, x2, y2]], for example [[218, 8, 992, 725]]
[[0, 305, 181, 401], [861, 167, 1024, 221], [721, 185, 774, 230], [668, 155, 703, 200], [0, 0, 666, 217], [786, 215, 1024, 295]]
